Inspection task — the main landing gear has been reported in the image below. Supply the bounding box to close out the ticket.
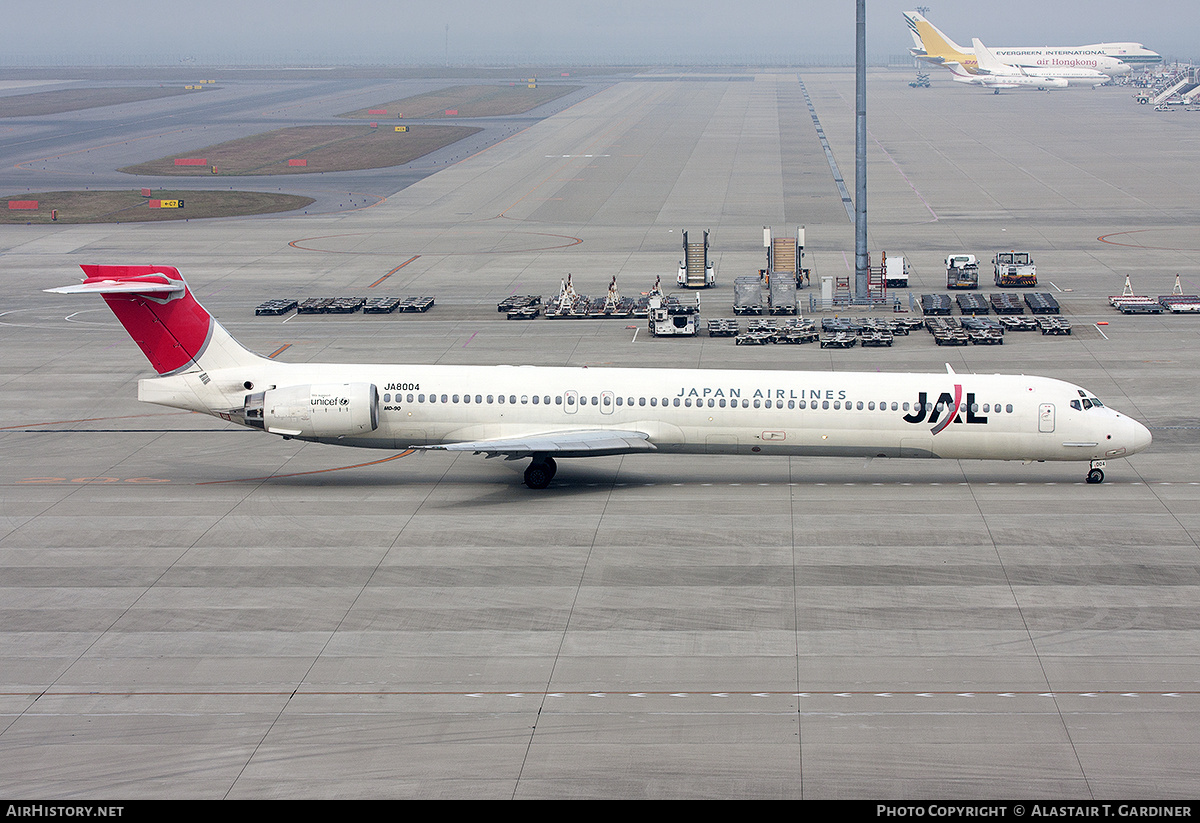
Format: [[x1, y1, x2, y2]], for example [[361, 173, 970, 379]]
[[523, 456, 557, 489], [1086, 460, 1106, 484]]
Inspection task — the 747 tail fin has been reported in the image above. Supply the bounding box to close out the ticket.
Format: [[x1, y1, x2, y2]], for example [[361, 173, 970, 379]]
[[904, 10, 975, 70]]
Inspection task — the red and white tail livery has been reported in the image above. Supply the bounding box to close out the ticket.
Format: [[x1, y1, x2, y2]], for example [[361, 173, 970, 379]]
[[50, 265, 1152, 488], [52, 265, 263, 375]]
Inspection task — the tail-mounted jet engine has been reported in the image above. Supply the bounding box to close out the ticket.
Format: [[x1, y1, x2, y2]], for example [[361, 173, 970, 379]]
[[240, 383, 379, 439]]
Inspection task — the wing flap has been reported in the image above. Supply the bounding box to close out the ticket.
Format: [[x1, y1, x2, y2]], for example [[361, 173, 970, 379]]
[[420, 429, 655, 458]]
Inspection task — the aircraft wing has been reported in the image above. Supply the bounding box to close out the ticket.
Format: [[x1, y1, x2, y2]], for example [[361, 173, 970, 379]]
[[418, 429, 656, 459]]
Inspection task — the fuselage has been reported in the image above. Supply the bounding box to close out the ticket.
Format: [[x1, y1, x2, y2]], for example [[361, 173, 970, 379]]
[[144, 360, 1153, 465], [971, 38, 1110, 88], [50, 265, 1153, 487], [990, 48, 1133, 77], [945, 64, 1069, 92]]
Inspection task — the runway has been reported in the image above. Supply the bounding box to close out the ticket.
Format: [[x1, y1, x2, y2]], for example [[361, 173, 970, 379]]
[[2, 67, 1199, 799]]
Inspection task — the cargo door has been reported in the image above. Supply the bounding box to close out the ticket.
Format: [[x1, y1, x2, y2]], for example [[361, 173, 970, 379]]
[[705, 435, 738, 454], [1039, 403, 1055, 433]]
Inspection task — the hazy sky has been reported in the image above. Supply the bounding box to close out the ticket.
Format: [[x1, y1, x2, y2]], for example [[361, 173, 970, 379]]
[[2, 1, 1195, 66]]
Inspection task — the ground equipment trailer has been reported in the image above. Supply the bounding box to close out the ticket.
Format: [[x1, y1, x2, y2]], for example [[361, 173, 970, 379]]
[[733, 275, 766, 315], [993, 251, 1038, 287], [767, 273, 797, 315]]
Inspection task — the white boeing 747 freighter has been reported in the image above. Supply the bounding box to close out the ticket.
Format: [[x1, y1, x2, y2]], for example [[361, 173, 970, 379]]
[[905, 10, 1161, 77], [49, 266, 1152, 488]]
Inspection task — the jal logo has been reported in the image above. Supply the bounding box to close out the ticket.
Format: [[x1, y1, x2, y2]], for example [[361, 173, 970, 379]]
[[902, 385, 988, 434]]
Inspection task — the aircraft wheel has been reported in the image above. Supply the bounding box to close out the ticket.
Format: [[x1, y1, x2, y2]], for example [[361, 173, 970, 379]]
[[523, 457, 557, 490], [1086, 468, 1104, 485]]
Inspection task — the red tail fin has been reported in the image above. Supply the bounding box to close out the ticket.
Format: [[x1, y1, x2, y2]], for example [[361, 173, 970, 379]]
[[55, 265, 215, 375]]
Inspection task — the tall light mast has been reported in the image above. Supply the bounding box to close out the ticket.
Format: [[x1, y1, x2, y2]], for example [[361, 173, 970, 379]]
[[854, 0, 868, 301]]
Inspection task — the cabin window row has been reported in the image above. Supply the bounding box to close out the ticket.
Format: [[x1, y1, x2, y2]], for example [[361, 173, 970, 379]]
[[381, 393, 1016, 414]]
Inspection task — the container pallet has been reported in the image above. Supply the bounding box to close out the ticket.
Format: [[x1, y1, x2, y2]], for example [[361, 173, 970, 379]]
[[1110, 297, 1164, 314], [956, 293, 990, 314], [498, 294, 541, 312], [998, 316, 1039, 332], [1160, 294, 1200, 313], [707, 319, 740, 337], [255, 299, 297, 316], [920, 294, 953, 316], [860, 329, 894, 347], [363, 297, 401, 314], [820, 331, 858, 348], [989, 293, 1025, 315], [1037, 317, 1072, 335], [1025, 293, 1060, 314]]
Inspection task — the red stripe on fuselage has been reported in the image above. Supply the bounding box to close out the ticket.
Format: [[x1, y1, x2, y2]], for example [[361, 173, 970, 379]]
[[930, 383, 964, 436]]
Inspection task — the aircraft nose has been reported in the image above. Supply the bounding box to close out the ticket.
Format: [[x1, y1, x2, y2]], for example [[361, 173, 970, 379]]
[[1130, 419, 1153, 454]]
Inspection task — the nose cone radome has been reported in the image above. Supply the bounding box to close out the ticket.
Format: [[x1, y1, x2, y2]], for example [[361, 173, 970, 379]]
[[1130, 418, 1153, 454]]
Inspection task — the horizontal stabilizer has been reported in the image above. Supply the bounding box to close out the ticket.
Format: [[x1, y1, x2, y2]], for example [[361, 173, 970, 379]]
[[46, 280, 183, 296]]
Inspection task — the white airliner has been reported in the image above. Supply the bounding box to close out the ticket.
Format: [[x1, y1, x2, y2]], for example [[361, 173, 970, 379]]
[[972, 38, 1109, 88], [904, 11, 1161, 77], [49, 265, 1152, 488], [940, 61, 1068, 93]]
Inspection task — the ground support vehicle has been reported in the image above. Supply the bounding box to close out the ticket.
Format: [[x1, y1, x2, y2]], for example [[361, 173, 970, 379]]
[[993, 251, 1038, 287], [677, 230, 715, 288], [946, 254, 979, 289], [648, 289, 699, 337]]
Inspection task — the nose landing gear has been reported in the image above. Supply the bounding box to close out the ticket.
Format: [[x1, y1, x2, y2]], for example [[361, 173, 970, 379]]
[[1086, 460, 1106, 484]]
